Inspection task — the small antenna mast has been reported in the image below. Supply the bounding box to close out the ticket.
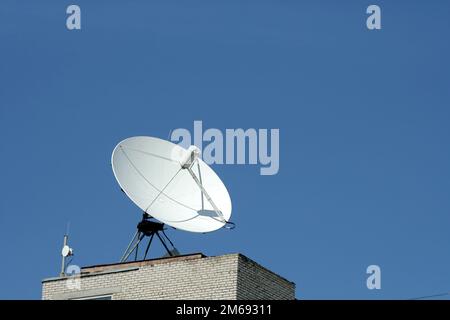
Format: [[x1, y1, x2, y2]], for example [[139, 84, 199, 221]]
[[60, 234, 68, 276], [60, 222, 74, 277]]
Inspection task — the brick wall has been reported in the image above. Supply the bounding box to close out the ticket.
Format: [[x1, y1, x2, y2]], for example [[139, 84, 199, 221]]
[[237, 255, 295, 300], [42, 253, 295, 300]]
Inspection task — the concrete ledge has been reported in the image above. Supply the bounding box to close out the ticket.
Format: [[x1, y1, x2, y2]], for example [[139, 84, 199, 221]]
[[42, 267, 139, 283], [82, 253, 205, 274]]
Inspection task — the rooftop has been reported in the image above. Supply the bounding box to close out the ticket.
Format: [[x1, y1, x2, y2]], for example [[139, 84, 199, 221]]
[[42, 252, 294, 287], [81, 253, 205, 274]]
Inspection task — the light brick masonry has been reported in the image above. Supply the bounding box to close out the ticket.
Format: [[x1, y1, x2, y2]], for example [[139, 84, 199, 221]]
[[42, 253, 295, 300]]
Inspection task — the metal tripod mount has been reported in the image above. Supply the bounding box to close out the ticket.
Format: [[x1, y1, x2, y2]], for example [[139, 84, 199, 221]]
[[120, 213, 178, 262]]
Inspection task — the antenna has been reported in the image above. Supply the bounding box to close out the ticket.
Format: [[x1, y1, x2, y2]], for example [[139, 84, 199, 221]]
[[111, 136, 234, 261], [60, 230, 74, 276]]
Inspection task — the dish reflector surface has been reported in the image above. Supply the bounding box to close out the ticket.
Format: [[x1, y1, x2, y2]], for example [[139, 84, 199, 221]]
[[112, 136, 232, 233]]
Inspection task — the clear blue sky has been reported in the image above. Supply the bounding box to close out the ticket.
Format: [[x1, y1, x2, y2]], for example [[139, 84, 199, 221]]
[[1, 1, 450, 299]]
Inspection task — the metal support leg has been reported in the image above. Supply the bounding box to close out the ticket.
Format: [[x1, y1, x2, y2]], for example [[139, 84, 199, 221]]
[[120, 230, 139, 262], [162, 229, 175, 248], [186, 166, 225, 222], [156, 232, 173, 256], [122, 232, 144, 262], [143, 233, 155, 260], [135, 240, 139, 261]]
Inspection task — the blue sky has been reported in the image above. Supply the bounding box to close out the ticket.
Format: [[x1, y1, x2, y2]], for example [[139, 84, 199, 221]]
[[1, 1, 450, 299]]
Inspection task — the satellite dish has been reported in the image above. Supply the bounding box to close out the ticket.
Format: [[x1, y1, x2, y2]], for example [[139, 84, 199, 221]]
[[61, 245, 73, 257], [111, 136, 233, 234]]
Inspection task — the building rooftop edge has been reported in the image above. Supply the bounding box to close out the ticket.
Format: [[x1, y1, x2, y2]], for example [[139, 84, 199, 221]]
[[82, 252, 206, 271], [42, 252, 295, 287]]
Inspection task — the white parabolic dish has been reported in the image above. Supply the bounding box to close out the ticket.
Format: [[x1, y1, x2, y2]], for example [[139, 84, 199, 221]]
[[111, 136, 232, 233]]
